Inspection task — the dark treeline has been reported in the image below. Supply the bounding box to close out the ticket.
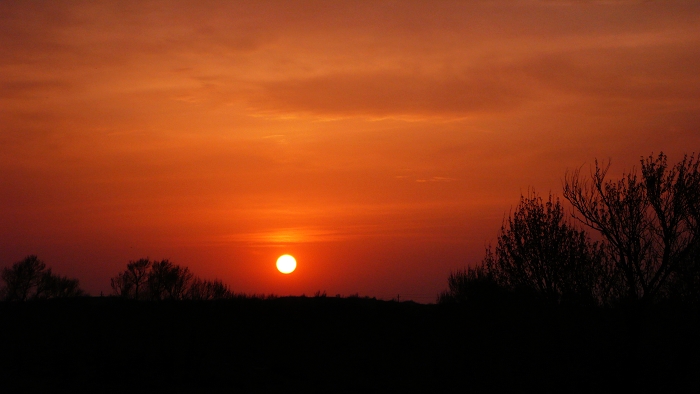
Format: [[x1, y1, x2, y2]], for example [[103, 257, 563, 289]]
[[1, 152, 699, 392], [440, 152, 700, 308], [0, 256, 237, 302], [110, 258, 234, 301]]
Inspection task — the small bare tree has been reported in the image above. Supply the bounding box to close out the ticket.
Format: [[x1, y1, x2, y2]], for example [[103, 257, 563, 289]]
[[1, 255, 46, 301], [35, 269, 83, 299], [483, 193, 610, 305], [1, 255, 84, 301], [147, 260, 193, 301], [110, 258, 152, 299]]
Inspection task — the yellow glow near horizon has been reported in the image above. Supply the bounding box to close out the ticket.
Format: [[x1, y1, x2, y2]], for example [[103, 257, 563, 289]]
[[276, 255, 297, 274]]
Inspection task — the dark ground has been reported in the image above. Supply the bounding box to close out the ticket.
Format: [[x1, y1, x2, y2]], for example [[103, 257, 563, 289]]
[[1, 296, 699, 393]]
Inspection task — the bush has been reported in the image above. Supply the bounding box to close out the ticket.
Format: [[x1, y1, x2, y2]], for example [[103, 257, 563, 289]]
[[484, 193, 609, 306]]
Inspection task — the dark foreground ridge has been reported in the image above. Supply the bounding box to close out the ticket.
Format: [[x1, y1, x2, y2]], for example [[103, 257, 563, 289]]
[[1, 296, 699, 393]]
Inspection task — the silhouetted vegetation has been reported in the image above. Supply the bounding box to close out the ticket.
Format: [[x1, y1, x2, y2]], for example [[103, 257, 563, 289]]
[[110, 257, 151, 299], [488, 193, 610, 305], [564, 152, 700, 305], [188, 277, 234, 300], [2, 153, 699, 392], [441, 152, 700, 308], [0, 255, 84, 301], [110, 258, 234, 300], [438, 264, 508, 305]]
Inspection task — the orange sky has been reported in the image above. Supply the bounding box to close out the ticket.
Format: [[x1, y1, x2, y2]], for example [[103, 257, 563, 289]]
[[2, 1, 700, 302]]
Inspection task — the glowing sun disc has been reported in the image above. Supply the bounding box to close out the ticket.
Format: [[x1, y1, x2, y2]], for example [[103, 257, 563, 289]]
[[276, 255, 297, 274]]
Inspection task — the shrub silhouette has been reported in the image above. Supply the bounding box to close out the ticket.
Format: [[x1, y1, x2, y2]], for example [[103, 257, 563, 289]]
[[187, 278, 234, 300], [438, 265, 507, 304], [487, 193, 609, 305], [1, 255, 84, 301]]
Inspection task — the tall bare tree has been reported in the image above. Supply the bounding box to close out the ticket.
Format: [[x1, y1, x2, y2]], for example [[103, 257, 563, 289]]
[[564, 153, 700, 303]]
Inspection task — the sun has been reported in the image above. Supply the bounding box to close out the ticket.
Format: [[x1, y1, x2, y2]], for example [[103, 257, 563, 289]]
[[276, 254, 297, 274]]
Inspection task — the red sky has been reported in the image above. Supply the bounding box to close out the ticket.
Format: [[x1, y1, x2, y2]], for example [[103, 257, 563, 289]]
[[2, 0, 700, 302]]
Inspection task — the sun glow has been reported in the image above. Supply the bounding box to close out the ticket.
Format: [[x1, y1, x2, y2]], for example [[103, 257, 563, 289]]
[[276, 254, 297, 274]]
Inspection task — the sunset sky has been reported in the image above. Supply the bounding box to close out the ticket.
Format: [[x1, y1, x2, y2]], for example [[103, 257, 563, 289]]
[[2, 1, 700, 301]]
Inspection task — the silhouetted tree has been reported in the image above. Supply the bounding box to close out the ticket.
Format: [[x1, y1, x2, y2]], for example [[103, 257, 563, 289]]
[[36, 269, 83, 299], [1, 255, 84, 301], [147, 260, 193, 300], [1, 255, 46, 301], [483, 193, 610, 305], [110, 258, 151, 299], [564, 153, 700, 304]]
